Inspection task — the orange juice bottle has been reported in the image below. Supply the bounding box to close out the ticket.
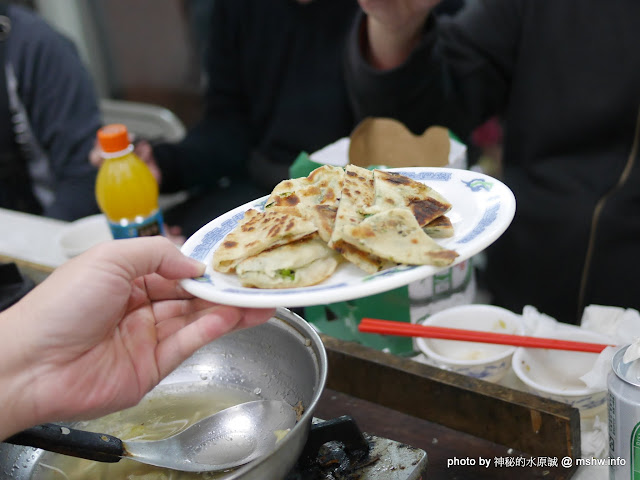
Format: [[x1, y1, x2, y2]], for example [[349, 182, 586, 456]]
[[95, 124, 165, 239]]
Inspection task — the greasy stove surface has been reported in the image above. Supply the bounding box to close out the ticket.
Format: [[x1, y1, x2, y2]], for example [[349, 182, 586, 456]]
[[314, 389, 575, 480], [286, 417, 427, 480]]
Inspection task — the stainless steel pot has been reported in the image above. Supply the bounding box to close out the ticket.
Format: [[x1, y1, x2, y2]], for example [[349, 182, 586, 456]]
[[0, 307, 328, 479]]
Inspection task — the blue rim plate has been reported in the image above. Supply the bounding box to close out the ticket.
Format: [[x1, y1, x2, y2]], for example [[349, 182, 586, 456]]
[[179, 167, 516, 308]]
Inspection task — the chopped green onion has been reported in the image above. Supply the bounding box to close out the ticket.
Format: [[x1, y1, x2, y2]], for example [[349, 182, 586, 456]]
[[277, 269, 296, 280]]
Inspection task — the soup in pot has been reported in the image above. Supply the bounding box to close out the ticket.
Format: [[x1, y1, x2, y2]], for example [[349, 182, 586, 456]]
[[31, 383, 261, 480]]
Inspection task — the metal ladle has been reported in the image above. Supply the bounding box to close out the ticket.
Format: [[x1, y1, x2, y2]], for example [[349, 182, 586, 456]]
[[4, 400, 296, 472]]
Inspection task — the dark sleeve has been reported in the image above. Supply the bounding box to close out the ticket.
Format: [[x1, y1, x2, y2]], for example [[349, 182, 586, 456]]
[[17, 14, 102, 221], [154, 1, 252, 193], [344, 0, 521, 140]]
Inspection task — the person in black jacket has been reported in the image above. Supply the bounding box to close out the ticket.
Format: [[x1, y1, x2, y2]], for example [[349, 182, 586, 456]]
[[89, 0, 466, 239], [0, 2, 101, 220], [129, 0, 361, 237], [344, 0, 640, 324]]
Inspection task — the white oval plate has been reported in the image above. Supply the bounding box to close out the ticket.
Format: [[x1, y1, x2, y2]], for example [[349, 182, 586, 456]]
[[180, 167, 516, 308]]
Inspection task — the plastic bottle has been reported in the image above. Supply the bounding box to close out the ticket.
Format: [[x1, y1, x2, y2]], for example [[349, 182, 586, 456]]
[[95, 124, 165, 239]]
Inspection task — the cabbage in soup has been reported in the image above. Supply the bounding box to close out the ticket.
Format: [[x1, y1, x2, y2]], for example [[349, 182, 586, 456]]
[[31, 383, 260, 480]]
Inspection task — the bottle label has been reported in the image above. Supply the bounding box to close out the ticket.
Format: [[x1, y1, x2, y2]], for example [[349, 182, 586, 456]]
[[108, 210, 166, 239]]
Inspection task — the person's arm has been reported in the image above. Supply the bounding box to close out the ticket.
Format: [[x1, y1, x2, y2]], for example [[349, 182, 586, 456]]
[[153, 1, 253, 194], [0, 237, 274, 440], [345, 0, 521, 139], [11, 6, 102, 220]]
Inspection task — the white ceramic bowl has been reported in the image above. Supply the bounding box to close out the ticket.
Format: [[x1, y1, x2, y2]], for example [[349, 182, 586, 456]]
[[58, 214, 112, 257], [415, 304, 524, 383], [511, 328, 611, 412]]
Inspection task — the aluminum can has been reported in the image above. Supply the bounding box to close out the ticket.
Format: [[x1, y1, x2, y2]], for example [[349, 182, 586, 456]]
[[608, 345, 640, 479]]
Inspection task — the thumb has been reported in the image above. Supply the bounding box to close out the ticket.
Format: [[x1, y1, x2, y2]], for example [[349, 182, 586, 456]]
[[93, 237, 205, 281]]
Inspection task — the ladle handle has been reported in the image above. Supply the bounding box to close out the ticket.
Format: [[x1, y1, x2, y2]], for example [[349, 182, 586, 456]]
[[5, 423, 124, 463]]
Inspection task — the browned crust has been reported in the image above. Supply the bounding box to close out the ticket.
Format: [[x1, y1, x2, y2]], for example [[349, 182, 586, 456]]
[[423, 215, 454, 238], [331, 239, 391, 273], [375, 170, 451, 226]]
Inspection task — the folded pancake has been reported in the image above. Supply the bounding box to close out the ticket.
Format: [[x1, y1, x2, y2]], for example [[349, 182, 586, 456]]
[[304, 164, 344, 206], [213, 165, 459, 287], [328, 165, 373, 247], [328, 164, 394, 273], [236, 235, 341, 288], [342, 208, 458, 267], [304, 204, 338, 243], [212, 208, 317, 273], [265, 165, 344, 210], [264, 177, 309, 209], [423, 215, 454, 238], [369, 169, 452, 226], [331, 241, 395, 274], [266, 165, 344, 242]]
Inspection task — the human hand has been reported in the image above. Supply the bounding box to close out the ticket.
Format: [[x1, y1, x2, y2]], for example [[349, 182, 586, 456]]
[[165, 223, 186, 246], [357, 0, 442, 69], [88, 138, 102, 167], [134, 140, 163, 186], [89, 138, 162, 186], [0, 237, 274, 439]]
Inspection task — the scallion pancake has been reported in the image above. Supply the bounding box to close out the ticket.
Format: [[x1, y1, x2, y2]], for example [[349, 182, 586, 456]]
[[423, 215, 454, 238], [369, 169, 452, 226], [342, 208, 458, 267], [212, 208, 317, 273], [328, 164, 393, 273], [235, 236, 341, 288]]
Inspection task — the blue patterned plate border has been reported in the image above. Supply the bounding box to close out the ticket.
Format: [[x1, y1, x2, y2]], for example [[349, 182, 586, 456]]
[[180, 167, 515, 308]]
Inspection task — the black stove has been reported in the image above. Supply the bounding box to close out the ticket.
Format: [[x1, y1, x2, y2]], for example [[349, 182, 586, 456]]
[[286, 417, 427, 480]]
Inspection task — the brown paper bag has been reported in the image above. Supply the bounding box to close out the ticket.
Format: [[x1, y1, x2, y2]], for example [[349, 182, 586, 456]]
[[348, 117, 450, 168]]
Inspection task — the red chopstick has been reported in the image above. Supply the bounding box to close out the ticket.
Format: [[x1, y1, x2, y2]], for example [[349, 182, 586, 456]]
[[358, 318, 616, 353]]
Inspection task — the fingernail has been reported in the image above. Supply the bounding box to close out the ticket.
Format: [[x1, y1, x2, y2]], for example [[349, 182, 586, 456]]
[[191, 259, 206, 276]]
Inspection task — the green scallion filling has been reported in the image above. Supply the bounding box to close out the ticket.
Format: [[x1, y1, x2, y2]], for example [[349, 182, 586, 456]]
[[277, 269, 296, 280]]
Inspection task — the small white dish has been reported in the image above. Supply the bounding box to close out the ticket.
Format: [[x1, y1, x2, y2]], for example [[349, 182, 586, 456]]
[[415, 304, 524, 383], [58, 214, 112, 257], [512, 328, 611, 412], [179, 167, 516, 308]]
